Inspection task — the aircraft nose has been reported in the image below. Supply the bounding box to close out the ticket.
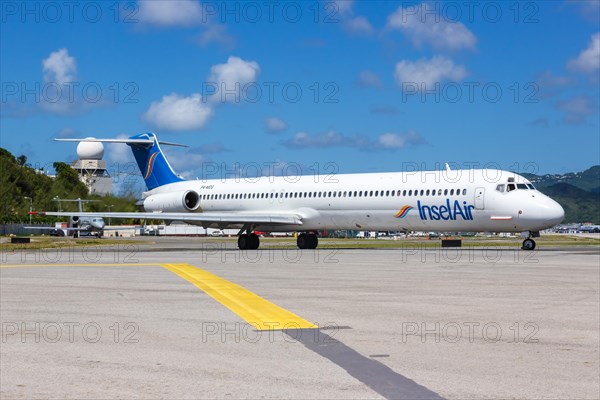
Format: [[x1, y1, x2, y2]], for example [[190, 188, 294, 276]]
[[544, 199, 565, 227]]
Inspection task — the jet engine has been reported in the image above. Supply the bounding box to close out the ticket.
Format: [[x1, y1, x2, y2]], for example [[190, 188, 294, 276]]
[[70, 216, 80, 226], [143, 190, 201, 212]]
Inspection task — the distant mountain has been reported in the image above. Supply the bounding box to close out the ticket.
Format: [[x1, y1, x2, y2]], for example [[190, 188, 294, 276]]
[[523, 166, 600, 193], [540, 183, 599, 224]]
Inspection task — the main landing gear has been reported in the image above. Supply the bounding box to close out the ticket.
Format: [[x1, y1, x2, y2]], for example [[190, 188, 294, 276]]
[[238, 233, 260, 250], [521, 231, 539, 250], [236, 227, 319, 250], [297, 232, 318, 249]]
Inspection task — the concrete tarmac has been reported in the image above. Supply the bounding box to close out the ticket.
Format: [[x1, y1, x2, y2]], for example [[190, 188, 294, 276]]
[[1, 238, 599, 399]]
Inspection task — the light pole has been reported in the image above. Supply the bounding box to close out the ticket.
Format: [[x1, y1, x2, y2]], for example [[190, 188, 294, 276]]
[[107, 204, 114, 225], [53, 196, 62, 212], [23, 196, 33, 224]]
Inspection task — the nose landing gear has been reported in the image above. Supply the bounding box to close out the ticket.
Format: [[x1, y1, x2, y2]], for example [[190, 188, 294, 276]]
[[521, 231, 539, 250], [522, 238, 536, 250]]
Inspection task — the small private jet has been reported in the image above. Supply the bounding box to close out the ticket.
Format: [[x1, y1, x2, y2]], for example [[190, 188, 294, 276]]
[[26, 198, 110, 237], [37, 133, 564, 250]]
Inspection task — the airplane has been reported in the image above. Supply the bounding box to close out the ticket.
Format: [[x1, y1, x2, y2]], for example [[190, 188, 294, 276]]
[[26, 214, 107, 237], [26, 199, 110, 237], [36, 132, 564, 251]]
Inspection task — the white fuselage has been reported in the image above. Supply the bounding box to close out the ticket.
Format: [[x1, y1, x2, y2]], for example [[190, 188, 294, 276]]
[[143, 169, 564, 233]]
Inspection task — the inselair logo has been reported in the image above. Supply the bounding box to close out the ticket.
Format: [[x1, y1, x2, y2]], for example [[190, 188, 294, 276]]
[[395, 199, 475, 221]]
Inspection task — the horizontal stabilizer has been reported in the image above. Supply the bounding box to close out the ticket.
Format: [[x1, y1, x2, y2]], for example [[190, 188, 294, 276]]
[[54, 138, 188, 147]]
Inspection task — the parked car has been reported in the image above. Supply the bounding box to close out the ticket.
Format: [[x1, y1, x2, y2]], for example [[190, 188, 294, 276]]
[[210, 230, 225, 237]]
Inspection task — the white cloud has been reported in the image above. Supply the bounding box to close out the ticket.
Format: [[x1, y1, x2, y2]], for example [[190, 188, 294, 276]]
[[343, 16, 374, 35], [535, 71, 572, 99], [376, 131, 424, 149], [137, 0, 203, 27], [357, 70, 382, 88], [332, 0, 373, 36], [567, 32, 600, 74], [333, 0, 354, 16], [142, 93, 213, 131], [284, 131, 355, 149], [264, 117, 287, 133], [394, 56, 467, 88], [108, 134, 135, 164], [556, 95, 597, 124], [283, 130, 424, 150], [196, 24, 235, 48], [207, 56, 260, 103], [387, 4, 476, 51], [42, 48, 76, 84]]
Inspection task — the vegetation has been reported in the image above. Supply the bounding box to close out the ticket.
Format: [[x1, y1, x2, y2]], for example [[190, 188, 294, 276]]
[[0, 147, 137, 223]]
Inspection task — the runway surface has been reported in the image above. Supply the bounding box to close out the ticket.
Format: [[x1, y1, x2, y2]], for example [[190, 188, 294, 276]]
[[1, 238, 599, 399]]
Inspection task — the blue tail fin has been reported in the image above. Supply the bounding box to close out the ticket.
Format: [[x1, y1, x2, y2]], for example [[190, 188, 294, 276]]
[[128, 133, 183, 190]]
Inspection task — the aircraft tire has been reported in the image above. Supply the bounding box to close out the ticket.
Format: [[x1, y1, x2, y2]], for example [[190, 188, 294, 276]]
[[308, 233, 318, 249], [522, 238, 536, 250], [249, 233, 260, 249], [238, 234, 250, 250], [297, 233, 308, 249]]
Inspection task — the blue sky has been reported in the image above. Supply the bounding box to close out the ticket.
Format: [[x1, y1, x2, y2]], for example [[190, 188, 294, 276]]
[[1, 0, 599, 193]]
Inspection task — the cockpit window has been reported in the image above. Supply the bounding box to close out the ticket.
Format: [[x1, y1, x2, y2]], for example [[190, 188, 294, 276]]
[[517, 183, 528, 189], [507, 184, 516, 192], [496, 184, 505, 193], [527, 183, 535, 190]]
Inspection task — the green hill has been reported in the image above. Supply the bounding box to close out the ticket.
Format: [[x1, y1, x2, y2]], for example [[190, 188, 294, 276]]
[[0, 148, 137, 223], [539, 183, 600, 224], [524, 166, 600, 193]]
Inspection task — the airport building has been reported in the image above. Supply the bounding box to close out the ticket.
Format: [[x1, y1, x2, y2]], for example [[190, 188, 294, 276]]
[[71, 139, 112, 195]]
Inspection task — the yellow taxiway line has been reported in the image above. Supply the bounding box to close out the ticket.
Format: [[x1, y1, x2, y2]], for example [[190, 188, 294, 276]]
[[162, 263, 317, 331], [1, 262, 317, 331]]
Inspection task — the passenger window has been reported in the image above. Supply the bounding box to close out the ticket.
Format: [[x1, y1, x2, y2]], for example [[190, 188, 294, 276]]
[[354, 191, 358, 197], [462, 189, 467, 195], [403, 190, 407, 196], [420, 190, 424, 196], [338, 191, 342, 197], [450, 189, 454, 196], [496, 184, 505, 193], [408, 190, 412, 196], [369, 191, 374, 197], [444, 189, 448, 196], [426, 189, 430, 196]]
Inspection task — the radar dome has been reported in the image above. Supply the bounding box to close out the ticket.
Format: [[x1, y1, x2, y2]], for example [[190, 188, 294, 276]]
[[77, 138, 104, 160]]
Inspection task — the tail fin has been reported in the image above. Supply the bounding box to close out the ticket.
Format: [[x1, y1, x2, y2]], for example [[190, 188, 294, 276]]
[[127, 133, 183, 190]]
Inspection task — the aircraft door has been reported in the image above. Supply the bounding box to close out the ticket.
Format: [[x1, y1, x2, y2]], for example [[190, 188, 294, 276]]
[[474, 187, 485, 209]]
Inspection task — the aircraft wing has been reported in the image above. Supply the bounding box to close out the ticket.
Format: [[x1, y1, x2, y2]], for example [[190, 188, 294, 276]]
[[34, 211, 303, 227], [23, 226, 99, 232]]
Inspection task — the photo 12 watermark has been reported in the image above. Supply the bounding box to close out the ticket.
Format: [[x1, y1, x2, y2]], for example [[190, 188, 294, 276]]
[[1, 321, 140, 344], [400, 321, 540, 343]]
